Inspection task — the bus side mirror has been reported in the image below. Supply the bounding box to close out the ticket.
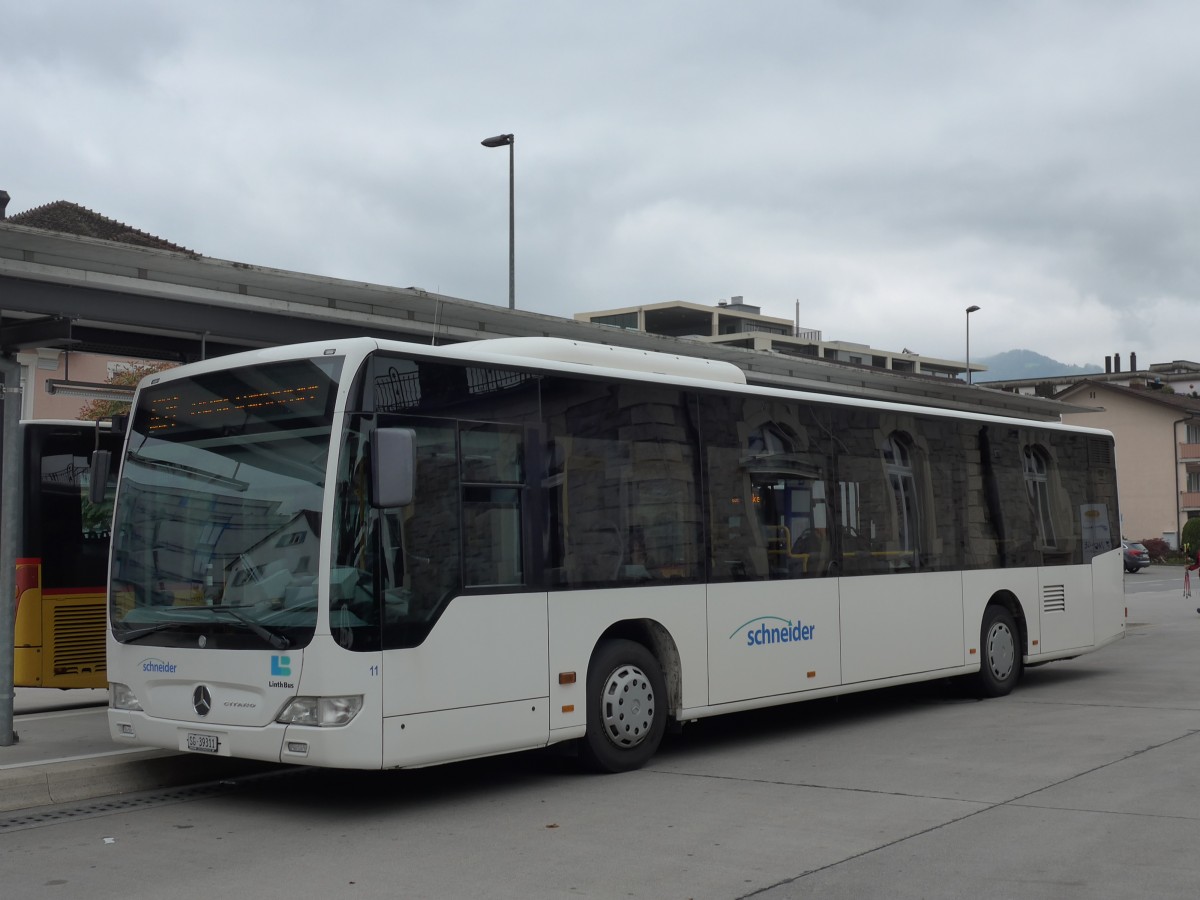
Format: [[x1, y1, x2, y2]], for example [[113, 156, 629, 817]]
[[371, 427, 416, 508], [89, 450, 112, 504]]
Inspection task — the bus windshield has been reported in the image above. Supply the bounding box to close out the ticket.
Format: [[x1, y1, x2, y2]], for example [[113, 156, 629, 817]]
[[108, 356, 343, 649]]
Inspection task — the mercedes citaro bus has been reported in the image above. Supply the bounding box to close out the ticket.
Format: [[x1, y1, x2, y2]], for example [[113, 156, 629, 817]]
[[105, 337, 1124, 771]]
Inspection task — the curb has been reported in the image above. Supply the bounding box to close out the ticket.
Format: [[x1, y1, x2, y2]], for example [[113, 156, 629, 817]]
[[1, 751, 285, 814]]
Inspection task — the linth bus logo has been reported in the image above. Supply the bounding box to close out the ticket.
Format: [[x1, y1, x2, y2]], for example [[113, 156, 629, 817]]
[[730, 617, 816, 648], [269, 655, 295, 689]]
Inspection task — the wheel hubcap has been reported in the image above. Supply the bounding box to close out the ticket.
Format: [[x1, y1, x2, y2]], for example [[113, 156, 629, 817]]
[[986, 621, 1015, 681], [600, 663, 656, 749]]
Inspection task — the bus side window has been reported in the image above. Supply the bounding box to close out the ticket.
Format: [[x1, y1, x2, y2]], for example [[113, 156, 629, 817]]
[[543, 379, 702, 588], [700, 395, 834, 582], [460, 423, 525, 588], [881, 432, 919, 571]]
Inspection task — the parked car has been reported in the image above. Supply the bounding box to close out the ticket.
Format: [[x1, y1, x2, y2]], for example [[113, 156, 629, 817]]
[[1122, 540, 1150, 573]]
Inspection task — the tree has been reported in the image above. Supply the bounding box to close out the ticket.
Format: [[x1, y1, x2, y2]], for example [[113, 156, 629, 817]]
[[78, 360, 176, 421], [1182, 517, 1200, 561]]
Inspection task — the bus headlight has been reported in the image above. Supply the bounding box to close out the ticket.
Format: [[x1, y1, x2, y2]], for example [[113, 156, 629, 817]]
[[276, 695, 363, 727], [109, 683, 143, 711]]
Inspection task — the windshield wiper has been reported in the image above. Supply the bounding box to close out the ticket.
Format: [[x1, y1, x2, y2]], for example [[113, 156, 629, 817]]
[[217, 606, 291, 650], [116, 607, 290, 650], [115, 622, 181, 643], [126, 452, 250, 492]]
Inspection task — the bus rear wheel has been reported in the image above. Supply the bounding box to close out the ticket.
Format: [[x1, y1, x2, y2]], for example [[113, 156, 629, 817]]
[[974, 605, 1022, 698], [579, 639, 667, 773]]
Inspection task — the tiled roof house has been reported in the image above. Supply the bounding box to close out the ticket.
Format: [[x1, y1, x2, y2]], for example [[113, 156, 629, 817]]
[[0, 191, 192, 418], [5, 198, 193, 254]]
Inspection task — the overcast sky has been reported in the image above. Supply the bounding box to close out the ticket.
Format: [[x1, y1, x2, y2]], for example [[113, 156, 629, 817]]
[[6, 1, 1199, 368]]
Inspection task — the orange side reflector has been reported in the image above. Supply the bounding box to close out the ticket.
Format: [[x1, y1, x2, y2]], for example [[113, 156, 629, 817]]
[[807, 671, 816, 679], [562, 705, 574, 714], [558, 672, 576, 685], [969, 648, 977, 655], [1032, 639, 1039, 647]]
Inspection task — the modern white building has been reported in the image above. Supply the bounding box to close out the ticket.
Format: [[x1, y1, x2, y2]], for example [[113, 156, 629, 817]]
[[576, 296, 980, 381]]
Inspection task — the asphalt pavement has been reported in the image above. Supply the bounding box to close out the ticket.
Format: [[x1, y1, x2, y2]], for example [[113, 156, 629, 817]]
[[0, 567, 1193, 816]]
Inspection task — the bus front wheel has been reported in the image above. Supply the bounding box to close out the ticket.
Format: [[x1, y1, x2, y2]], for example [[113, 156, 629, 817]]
[[975, 605, 1022, 698], [579, 639, 667, 773]]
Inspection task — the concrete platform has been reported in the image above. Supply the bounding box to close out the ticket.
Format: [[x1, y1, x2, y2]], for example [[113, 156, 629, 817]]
[[0, 689, 278, 813]]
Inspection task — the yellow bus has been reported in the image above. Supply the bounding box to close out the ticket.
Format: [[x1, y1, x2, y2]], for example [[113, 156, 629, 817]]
[[14, 419, 121, 689]]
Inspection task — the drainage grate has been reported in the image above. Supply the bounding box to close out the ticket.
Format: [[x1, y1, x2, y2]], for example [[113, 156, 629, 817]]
[[0, 769, 303, 833], [0, 783, 229, 832]]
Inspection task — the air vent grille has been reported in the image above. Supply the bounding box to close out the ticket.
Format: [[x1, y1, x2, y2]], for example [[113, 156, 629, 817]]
[[1042, 584, 1066, 614]]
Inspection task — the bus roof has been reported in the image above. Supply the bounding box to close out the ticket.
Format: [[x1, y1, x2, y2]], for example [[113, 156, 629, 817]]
[[134, 336, 1115, 439], [455, 336, 747, 386]]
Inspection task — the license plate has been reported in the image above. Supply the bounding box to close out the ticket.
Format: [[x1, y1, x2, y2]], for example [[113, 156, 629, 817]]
[[186, 732, 220, 753]]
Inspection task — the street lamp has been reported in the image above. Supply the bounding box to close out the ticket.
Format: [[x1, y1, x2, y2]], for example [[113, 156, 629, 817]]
[[481, 133, 515, 310], [965, 305, 981, 384]]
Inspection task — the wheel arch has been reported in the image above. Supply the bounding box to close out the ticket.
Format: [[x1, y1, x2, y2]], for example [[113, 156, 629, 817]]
[[595, 618, 682, 720], [985, 589, 1030, 658]]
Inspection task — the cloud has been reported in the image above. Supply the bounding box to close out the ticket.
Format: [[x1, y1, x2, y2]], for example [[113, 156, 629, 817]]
[[6, 0, 1200, 367]]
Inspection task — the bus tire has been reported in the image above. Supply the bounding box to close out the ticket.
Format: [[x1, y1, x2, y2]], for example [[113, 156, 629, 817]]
[[579, 639, 667, 773], [975, 604, 1022, 698]]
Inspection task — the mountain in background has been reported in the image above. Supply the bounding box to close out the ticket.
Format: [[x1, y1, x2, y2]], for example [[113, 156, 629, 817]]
[[975, 349, 1102, 383]]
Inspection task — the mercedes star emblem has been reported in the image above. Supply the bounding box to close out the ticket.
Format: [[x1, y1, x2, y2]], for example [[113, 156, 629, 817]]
[[193, 684, 212, 717]]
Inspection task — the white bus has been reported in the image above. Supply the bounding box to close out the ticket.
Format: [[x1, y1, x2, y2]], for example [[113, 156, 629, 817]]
[[106, 336, 1124, 772]]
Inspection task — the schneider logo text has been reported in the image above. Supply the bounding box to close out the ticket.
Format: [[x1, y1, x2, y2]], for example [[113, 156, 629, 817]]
[[731, 617, 816, 647]]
